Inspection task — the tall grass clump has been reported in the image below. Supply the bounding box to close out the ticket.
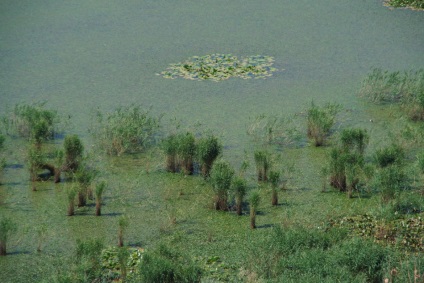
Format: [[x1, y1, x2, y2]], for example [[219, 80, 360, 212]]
[[254, 149, 271, 182], [176, 132, 196, 175], [196, 134, 222, 178], [249, 191, 260, 229], [75, 238, 104, 282], [0, 134, 5, 184], [118, 216, 129, 247], [360, 68, 424, 120], [162, 134, 179, 173], [95, 181, 106, 216], [231, 176, 247, 215], [75, 166, 96, 207], [67, 185, 77, 216], [307, 101, 340, 146], [90, 105, 161, 156], [138, 244, 202, 282], [209, 160, 234, 211], [0, 217, 17, 256], [418, 150, 424, 192], [247, 114, 302, 146], [269, 170, 280, 205], [327, 128, 369, 197], [62, 134, 84, 174]]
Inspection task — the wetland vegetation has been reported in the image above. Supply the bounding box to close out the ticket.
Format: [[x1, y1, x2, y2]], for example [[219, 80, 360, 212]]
[[0, 0, 423, 282]]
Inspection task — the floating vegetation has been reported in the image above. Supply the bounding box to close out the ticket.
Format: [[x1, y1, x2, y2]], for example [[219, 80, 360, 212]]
[[157, 54, 279, 81]]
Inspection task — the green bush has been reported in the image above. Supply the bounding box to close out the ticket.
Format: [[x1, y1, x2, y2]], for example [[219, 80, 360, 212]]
[[375, 165, 407, 203], [138, 244, 202, 283], [269, 170, 280, 205], [0, 134, 5, 183], [176, 132, 196, 175], [63, 135, 84, 173], [210, 160, 234, 211], [90, 105, 161, 156], [74, 238, 104, 282], [307, 102, 340, 146], [162, 134, 179, 172], [249, 191, 260, 229]]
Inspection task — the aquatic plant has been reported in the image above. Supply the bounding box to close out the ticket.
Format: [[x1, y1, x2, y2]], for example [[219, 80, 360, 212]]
[[209, 160, 235, 211], [254, 149, 271, 182], [62, 134, 84, 174], [161, 134, 179, 173], [75, 166, 96, 207], [307, 101, 340, 146], [10, 103, 57, 144], [158, 53, 278, 81], [385, 0, 424, 9], [269, 170, 280, 205], [196, 134, 222, 178], [176, 132, 196, 175], [327, 128, 369, 196], [247, 114, 302, 147], [118, 216, 129, 247], [95, 181, 106, 216], [249, 191, 260, 229], [90, 105, 161, 156], [66, 185, 77, 216], [231, 177, 247, 216], [375, 165, 407, 203], [0, 134, 5, 184], [0, 217, 17, 256], [75, 238, 104, 281], [374, 143, 405, 168], [359, 68, 424, 121]]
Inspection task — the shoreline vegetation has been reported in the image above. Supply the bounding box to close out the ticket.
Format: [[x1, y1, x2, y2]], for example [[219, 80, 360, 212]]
[[384, 0, 424, 10], [0, 67, 423, 281]]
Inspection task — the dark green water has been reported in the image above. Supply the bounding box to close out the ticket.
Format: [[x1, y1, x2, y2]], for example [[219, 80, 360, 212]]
[[0, 1, 423, 281]]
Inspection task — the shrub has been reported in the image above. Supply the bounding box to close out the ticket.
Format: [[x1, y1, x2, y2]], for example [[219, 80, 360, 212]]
[[138, 244, 202, 282], [254, 149, 271, 182], [75, 166, 96, 207], [231, 177, 247, 215], [307, 101, 339, 146], [209, 160, 234, 211], [196, 134, 222, 178], [90, 105, 161, 156], [375, 165, 407, 203], [75, 238, 104, 281], [249, 191, 260, 229], [0, 217, 17, 256], [67, 185, 77, 216]]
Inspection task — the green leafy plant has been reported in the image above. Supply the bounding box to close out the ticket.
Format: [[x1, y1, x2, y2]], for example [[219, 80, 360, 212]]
[[249, 191, 260, 229], [90, 105, 161, 156], [196, 134, 222, 178], [209, 160, 235, 211], [231, 176, 247, 215], [0, 217, 17, 256], [62, 134, 84, 174], [307, 101, 340, 146]]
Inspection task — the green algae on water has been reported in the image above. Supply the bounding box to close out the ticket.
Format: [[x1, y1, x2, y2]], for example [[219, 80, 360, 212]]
[[157, 54, 279, 81]]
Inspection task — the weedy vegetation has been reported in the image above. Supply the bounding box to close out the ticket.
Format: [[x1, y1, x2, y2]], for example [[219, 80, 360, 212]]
[[307, 101, 340, 146]]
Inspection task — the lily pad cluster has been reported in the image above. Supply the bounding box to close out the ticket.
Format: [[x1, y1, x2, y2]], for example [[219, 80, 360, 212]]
[[157, 54, 279, 81]]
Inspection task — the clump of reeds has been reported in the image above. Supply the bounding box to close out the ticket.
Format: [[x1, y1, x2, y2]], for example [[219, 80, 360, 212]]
[[0, 217, 17, 256], [196, 134, 222, 178], [307, 101, 340, 146], [249, 191, 260, 229], [254, 149, 271, 182], [210, 160, 234, 211], [232, 176, 247, 215]]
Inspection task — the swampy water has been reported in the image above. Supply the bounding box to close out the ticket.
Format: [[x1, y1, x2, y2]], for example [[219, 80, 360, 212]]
[[0, 0, 423, 282]]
